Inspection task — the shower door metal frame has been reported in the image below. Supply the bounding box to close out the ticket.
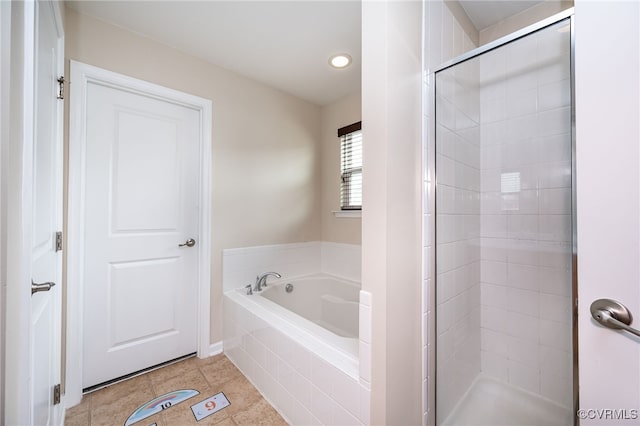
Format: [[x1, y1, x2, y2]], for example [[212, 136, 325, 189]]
[[430, 7, 578, 425]]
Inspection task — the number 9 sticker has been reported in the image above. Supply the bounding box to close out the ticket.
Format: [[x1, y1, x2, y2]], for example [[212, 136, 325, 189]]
[[191, 392, 230, 421]]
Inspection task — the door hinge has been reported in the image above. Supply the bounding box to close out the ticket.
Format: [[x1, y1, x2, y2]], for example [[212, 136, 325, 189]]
[[53, 384, 61, 405], [55, 231, 63, 252], [56, 76, 65, 100]]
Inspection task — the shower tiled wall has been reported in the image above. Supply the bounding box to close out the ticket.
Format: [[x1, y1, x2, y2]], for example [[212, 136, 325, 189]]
[[422, 1, 477, 423], [425, 6, 573, 424], [434, 57, 481, 421], [477, 22, 572, 408]]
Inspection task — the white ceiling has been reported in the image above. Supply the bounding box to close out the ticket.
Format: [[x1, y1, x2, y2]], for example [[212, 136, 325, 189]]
[[67, 1, 362, 106], [458, 0, 544, 30], [67, 1, 552, 105]]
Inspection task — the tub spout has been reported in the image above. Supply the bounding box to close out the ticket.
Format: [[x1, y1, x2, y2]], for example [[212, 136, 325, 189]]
[[254, 272, 281, 292]]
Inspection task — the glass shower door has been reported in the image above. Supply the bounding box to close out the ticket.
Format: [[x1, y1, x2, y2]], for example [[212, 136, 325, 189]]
[[434, 18, 573, 426]]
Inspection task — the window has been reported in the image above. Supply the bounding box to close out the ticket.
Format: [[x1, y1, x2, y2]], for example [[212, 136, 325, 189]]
[[338, 121, 362, 210]]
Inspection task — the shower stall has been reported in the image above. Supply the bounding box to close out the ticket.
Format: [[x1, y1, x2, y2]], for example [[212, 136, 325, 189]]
[[433, 10, 575, 426]]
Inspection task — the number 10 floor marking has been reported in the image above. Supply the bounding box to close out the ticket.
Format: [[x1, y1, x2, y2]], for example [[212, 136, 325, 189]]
[[124, 389, 200, 425]]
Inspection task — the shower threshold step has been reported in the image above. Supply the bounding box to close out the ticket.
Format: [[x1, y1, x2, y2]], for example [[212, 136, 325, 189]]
[[442, 375, 571, 426]]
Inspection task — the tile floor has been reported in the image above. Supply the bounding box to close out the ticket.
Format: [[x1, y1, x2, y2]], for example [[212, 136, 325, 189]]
[[65, 354, 289, 426]]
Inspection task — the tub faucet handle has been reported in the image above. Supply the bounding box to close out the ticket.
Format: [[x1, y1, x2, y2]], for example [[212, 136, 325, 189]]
[[245, 284, 253, 295], [254, 271, 281, 292]]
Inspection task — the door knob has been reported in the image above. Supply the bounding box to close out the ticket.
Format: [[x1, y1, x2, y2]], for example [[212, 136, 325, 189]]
[[178, 238, 196, 247], [31, 280, 56, 295], [590, 298, 640, 338]]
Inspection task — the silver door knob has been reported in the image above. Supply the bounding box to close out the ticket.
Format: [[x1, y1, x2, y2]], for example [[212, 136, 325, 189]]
[[31, 280, 56, 295], [590, 298, 640, 338], [178, 238, 196, 247]]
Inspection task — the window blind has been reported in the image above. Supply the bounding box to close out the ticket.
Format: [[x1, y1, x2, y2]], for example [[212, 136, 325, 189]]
[[338, 122, 362, 210]]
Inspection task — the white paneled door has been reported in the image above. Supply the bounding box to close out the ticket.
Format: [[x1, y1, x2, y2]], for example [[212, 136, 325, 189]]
[[31, 0, 64, 424], [82, 80, 201, 389]]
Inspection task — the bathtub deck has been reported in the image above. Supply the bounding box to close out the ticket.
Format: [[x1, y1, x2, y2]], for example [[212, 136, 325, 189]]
[[441, 376, 571, 426]]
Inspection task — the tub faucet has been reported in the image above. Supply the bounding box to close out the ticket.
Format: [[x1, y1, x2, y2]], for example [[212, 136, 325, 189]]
[[254, 272, 281, 292]]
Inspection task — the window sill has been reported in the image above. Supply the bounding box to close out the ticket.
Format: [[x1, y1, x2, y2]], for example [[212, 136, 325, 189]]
[[333, 210, 362, 219]]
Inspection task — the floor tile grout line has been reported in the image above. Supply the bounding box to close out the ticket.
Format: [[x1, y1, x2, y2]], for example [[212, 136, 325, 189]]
[[66, 355, 287, 426], [87, 391, 92, 426]]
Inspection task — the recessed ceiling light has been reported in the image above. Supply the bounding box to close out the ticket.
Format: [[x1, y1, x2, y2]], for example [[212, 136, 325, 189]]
[[329, 54, 352, 69]]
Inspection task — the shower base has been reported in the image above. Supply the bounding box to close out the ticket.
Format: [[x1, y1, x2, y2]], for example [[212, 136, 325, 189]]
[[442, 375, 572, 426]]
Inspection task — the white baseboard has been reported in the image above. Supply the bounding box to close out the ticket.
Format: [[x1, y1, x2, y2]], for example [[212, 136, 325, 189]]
[[209, 341, 223, 357]]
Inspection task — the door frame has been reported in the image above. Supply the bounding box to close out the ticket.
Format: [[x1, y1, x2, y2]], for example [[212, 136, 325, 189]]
[[66, 61, 213, 406]]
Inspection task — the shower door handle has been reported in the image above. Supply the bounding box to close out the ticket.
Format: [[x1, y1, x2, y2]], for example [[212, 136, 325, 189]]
[[590, 299, 640, 338]]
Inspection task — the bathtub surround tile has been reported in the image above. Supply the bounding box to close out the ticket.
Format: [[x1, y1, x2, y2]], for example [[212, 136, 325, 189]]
[[263, 348, 280, 380], [285, 396, 316, 426], [278, 357, 313, 409], [311, 355, 338, 396], [359, 289, 371, 307], [250, 364, 270, 399], [359, 385, 371, 425], [245, 334, 267, 369], [252, 323, 277, 347], [358, 341, 372, 388], [311, 386, 337, 425], [273, 378, 299, 421], [321, 242, 362, 282], [223, 242, 371, 424], [332, 367, 361, 418], [359, 304, 372, 345], [222, 241, 361, 294], [333, 402, 362, 426], [225, 290, 368, 425], [222, 242, 320, 293], [279, 338, 313, 380]]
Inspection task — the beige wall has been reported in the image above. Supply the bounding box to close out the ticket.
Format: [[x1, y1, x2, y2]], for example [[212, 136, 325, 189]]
[[479, 0, 573, 45], [64, 7, 323, 344], [362, 0, 423, 424], [320, 91, 362, 244]]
